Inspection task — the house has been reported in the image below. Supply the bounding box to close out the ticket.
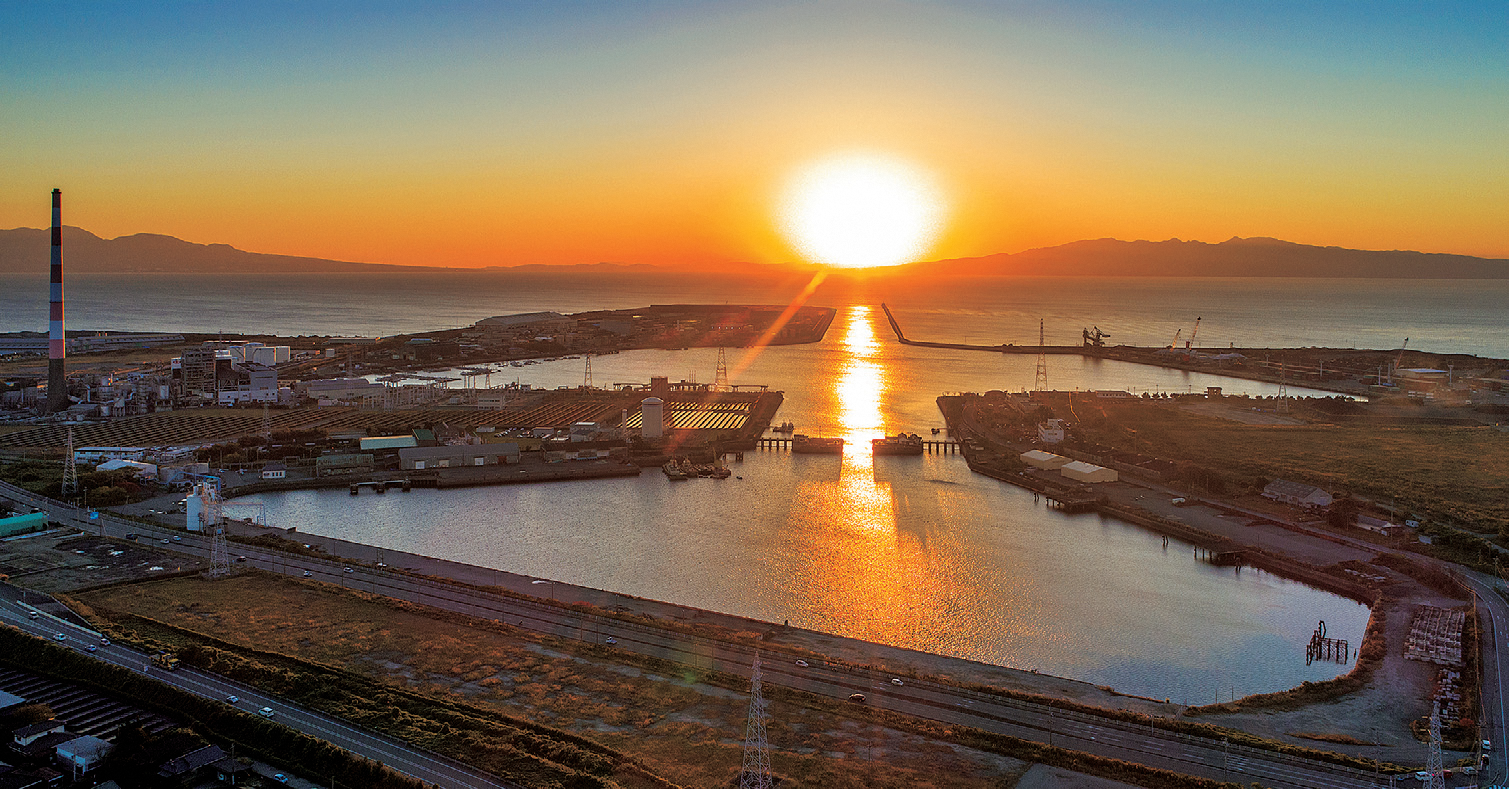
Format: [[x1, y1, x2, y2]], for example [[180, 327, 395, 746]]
[[259, 462, 286, 480], [1262, 479, 1333, 508], [1357, 515, 1408, 538], [158, 743, 243, 785], [10, 720, 63, 747], [56, 734, 112, 775]]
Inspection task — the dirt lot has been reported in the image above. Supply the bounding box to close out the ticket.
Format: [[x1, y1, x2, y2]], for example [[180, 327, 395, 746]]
[[0, 529, 203, 592], [78, 573, 1039, 789]]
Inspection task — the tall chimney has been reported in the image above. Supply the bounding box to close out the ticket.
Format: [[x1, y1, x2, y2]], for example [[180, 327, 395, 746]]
[[47, 188, 68, 414]]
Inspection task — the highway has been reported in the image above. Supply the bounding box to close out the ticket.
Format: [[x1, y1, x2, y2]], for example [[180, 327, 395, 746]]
[[0, 480, 1413, 787]]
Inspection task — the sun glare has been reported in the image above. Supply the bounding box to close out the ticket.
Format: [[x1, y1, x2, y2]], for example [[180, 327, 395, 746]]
[[779, 153, 946, 269]]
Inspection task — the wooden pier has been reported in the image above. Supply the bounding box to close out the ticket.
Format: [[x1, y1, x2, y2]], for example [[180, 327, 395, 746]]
[[1306, 620, 1350, 665]]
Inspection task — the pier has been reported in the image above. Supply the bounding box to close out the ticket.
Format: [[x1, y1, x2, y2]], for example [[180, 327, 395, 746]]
[[755, 437, 959, 453], [1305, 620, 1350, 665], [350, 479, 417, 494]]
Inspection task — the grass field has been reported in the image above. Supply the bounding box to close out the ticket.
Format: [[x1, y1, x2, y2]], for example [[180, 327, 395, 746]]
[[1080, 403, 1509, 535], [76, 573, 1037, 789]]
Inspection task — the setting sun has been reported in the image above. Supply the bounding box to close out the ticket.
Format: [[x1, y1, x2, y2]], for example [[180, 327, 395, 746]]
[[778, 152, 946, 269]]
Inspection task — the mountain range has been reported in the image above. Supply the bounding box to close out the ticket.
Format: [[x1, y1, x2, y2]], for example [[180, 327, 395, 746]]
[[1, 226, 1505, 278]]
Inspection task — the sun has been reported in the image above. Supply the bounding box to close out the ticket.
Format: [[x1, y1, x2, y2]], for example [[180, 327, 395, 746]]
[[779, 152, 946, 269]]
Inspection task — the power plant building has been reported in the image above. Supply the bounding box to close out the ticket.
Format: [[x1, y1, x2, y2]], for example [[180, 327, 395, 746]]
[[640, 397, 664, 439], [46, 189, 68, 413]]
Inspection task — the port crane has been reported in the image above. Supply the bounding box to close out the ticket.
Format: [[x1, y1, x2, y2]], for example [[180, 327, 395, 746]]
[[1389, 337, 1410, 385], [1183, 317, 1201, 355], [1082, 326, 1109, 347], [1166, 328, 1182, 351]]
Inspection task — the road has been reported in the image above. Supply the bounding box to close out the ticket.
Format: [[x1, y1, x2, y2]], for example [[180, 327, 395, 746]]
[[0, 480, 1423, 787]]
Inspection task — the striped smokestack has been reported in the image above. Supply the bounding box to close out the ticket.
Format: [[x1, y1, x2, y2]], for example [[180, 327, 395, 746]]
[[47, 188, 68, 414]]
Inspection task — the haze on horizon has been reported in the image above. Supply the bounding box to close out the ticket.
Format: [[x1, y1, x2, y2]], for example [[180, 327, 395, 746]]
[[3, 1, 1506, 269]]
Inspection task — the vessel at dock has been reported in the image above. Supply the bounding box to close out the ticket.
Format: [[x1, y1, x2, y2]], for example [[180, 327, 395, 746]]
[[662, 462, 688, 480], [872, 433, 924, 455], [792, 434, 844, 454]]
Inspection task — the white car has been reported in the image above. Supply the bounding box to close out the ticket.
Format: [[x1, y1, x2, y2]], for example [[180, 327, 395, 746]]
[[226, 695, 239, 704], [53, 633, 66, 642], [890, 678, 904, 686], [1414, 771, 1430, 781], [259, 707, 275, 718], [794, 660, 809, 667], [302, 570, 313, 578], [605, 637, 617, 645]]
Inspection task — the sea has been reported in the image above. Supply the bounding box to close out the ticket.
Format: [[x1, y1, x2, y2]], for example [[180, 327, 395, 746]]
[[5, 270, 1504, 700]]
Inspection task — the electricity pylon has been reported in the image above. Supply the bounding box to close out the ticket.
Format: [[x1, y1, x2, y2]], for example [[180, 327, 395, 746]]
[[739, 651, 772, 789], [1034, 319, 1049, 392]]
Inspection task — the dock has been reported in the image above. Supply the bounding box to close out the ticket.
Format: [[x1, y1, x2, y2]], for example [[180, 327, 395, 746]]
[[755, 437, 959, 453]]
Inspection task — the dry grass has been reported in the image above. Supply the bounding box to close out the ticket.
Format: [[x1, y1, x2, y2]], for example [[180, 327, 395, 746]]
[[77, 573, 1031, 789], [1080, 404, 1509, 533]]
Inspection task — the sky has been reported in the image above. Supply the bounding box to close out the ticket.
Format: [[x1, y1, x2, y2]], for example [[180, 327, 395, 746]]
[[2, 1, 1507, 267]]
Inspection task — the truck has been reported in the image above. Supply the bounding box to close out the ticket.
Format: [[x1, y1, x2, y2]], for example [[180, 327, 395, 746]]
[[151, 651, 180, 671]]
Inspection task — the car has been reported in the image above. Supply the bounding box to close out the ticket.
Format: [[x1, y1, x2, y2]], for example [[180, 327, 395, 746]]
[[794, 659, 809, 667], [274, 775, 288, 784], [605, 637, 617, 645], [160, 538, 171, 544], [1484, 739, 1493, 751], [847, 693, 866, 704], [99, 637, 109, 645], [123, 533, 138, 541], [226, 695, 239, 703], [235, 556, 247, 563], [302, 570, 313, 578], [343, 567, 354, 573], [53, 633, 66, 642], [1462, 765, 1477, 775], [86, 645, 96, 652], [1414, 771, 1429, 781], [890, 678, 904, 686], [258, 707, 275, 718], [172, 536, 182, 542]]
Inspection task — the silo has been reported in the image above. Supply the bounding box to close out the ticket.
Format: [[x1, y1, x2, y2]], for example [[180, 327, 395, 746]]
[[185, 484, 205, 531], [640, 397, 664, 439]]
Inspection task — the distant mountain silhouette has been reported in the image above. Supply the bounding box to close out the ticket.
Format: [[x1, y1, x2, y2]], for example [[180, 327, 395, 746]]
[[909, 236, 1509, 278], [1, 227, 1504, 278]]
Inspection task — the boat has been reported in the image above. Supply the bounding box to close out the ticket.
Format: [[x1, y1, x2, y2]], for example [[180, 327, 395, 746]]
[[662, 463, 688, 480], [770, 421, 795, 434], [711, 467, 732, 479], [872, 433, 924, 456], [792, 434, 844, 454], [931, 427, 941, 435]]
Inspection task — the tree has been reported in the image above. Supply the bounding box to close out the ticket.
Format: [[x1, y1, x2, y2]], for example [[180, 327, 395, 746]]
[[1327, 496, 1359, 529]]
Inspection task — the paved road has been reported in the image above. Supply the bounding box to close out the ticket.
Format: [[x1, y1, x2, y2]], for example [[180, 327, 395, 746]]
[[0, 480, 1417, 787]]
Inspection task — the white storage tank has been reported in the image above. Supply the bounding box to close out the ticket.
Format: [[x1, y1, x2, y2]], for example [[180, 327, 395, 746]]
[[641, 397, 665, 439]]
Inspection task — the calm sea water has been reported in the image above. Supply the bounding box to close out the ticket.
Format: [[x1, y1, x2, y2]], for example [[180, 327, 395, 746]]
[[9, 270, 1474, 698], [2, 270, 1507, 358]]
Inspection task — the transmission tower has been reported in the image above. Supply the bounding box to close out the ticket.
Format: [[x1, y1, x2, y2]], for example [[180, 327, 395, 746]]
[[1277, 362, 1290, 414], [714, 347, 729, 391], [205, 479, 232, 578], [583, 353, 593, 389], [739, 651, 773, 789], [1033, 319, 1048, 392], [1425, 700, 1444, 789], [61, 425, 79, 500]]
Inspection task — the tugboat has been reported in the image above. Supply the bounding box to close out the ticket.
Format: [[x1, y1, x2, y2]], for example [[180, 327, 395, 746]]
[[872, 433, 924, 455], [662, 462, 688, 481], [792, 434, 845, 454], [771, 421, 796, 434]]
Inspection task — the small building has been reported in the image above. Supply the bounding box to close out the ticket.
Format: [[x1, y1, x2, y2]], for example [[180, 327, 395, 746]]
[[1262, 479, 1333, 508], [96, 458, 158, 481], [399, 444, 520, 470], [1060, 461, 1118, 483], [314, 453, 376, 477], [1037, 419, 1066, 444], [56, 734, 113, 775], [1020, 450, 1071, 470], [1357, 515, 1408, 538], [12, 719, 64, 747], [73, 446, 147, 464], [359, 435, 419, 451], [260, 462, 286, 480], [411, 429, 438, 447]]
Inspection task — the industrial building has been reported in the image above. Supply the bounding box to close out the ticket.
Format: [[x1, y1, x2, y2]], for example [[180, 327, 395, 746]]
[[74, 446, 148, 464], [1262, 479, 1333, 508], [398, 444, 520, 470], [298, 378, 387, 403], [1060, 461, 1118, 483], [1020, 450, 1071, 470], [1037, 419, 1067, 444], [316, 453, 375, 476]]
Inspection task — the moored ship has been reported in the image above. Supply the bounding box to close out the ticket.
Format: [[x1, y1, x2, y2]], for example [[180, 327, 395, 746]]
[[871, 433, 924, 455], [792, 434, 845, 454]]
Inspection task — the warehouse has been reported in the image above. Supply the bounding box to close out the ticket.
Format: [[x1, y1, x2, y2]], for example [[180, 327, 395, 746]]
[[1262, 479, 1333, 507], [1060, 461, 1118, 483], [399, 444, 520, 470], [1020, 450, 1072, 470]]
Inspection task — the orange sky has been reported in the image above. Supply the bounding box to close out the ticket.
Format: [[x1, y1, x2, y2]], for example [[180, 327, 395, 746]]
[[4, 3, 1507, 266]]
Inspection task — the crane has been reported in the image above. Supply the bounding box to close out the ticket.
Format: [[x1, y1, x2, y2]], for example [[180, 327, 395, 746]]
[[1184, 316, 1202, 355], [1167, 328, 1182, 351], [1391, 337, 1410, 385]]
